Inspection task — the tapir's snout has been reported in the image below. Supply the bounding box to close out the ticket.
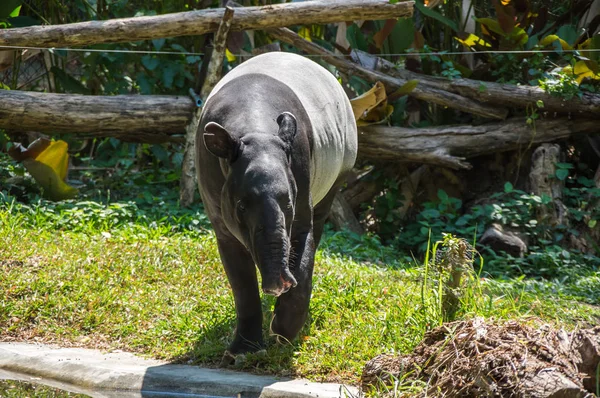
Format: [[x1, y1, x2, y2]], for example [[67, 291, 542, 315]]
[[262, 268, 297, 297]]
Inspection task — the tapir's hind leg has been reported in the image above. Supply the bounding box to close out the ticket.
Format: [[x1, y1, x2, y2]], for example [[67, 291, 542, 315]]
[[270, 180, 344, 342], [213, 227, 264, 363]]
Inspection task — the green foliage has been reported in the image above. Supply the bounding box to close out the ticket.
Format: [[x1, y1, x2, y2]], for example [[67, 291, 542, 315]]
[[539, 70, 583, 100]]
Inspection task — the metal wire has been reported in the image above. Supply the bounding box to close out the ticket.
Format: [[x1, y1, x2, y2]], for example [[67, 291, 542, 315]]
[[1, 44, 599, 58]]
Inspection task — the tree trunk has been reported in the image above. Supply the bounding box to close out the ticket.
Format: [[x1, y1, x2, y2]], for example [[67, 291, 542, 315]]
[[180, 6, 234, 207], [267, 27, 509, 120], [354, 49, 600, 118], [328, 193, 364, 234], [359, 118, 599, 169], [0, 0, 414, 48]]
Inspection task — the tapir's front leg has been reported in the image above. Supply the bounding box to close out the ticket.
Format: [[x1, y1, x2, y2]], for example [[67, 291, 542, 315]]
[[214, 228, 264, 362], [271, 224, 315, 342]]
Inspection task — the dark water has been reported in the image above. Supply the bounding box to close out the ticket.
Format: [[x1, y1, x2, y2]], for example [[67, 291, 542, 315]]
[[0, 380, 90, 398]]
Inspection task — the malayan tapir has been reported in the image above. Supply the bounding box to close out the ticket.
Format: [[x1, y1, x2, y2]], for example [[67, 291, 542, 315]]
[[195, 51, 357, 362]]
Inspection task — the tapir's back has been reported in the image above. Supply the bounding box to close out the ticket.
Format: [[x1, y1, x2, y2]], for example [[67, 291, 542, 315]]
[[206, 52, 357, 205]]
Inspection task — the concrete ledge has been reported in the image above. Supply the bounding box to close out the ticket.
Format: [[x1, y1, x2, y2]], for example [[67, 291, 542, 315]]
[[0, 343, 358, 398]]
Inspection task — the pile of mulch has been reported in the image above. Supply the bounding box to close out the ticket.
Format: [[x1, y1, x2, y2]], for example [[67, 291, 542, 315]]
[[362, 318, 600, 397]]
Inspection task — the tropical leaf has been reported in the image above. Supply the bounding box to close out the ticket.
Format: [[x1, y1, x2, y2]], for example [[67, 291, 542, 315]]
[[346, 23, 370, 52], [477, 18, 506, 37], [493, 0, 516, 34], [573, 60, 600, 84], [455, 33, 492, 48], [389, 79, 419, 100], [350, 81, 387, 120], [298, 26, 312, 42], [0, 0, 20, 19], [373, 19, 398, 49], [415, 1, 459, 32], [539, 34, 573, 50], [357, 104, 394, 126]]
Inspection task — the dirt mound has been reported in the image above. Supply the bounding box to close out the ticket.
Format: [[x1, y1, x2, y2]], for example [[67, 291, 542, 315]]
[[362, 318, 600, 397]]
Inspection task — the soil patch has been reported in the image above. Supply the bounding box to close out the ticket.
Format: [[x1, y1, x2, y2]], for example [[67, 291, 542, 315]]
[[362, 318, 600, 397]]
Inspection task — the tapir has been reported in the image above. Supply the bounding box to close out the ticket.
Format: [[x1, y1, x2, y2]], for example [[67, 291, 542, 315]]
[[195, 51, 357, 362]]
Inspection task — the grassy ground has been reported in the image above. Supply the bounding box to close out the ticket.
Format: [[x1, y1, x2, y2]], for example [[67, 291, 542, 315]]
[[1, 194, 599, 387]]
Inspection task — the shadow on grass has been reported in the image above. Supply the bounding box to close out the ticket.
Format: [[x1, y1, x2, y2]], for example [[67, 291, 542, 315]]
[[141, 297, 309, 397]]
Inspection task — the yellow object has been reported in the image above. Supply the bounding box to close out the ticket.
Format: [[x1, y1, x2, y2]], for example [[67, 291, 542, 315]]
[[350, 81, 387, 120], [539, 35, 573, 51], [225, 49, 236, 63], [22, 140, 78, 201]]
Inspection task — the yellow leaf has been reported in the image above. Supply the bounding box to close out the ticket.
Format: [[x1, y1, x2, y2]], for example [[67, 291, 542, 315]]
[[225, 49, 236, 63], [298, 26, 312, 42], [501, 0, 511, 4], [454, 33, 492, 48], [23, 140, 78, 201], [573, 60, 600, 84], [390, 79, 419, 99], [357, 104, 394, 126], [539, 35, 573, 50], [349, 81, 387, 121]]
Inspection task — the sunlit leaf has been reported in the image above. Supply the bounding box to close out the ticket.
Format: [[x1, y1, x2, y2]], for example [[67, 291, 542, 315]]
[[508, 26, 528, 46], [455, 33, 492, 48], [225, 49, 236, 63], [573, 60, 600, 84], [0, 0, 21, 19], [539, 35, 573, 50], [9, 5, 20, 17], [350, 81, 387, 120], [298, 26, 312, 42]]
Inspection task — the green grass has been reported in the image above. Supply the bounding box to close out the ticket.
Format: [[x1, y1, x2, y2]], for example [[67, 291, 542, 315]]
[[1, 198, 599, 386]]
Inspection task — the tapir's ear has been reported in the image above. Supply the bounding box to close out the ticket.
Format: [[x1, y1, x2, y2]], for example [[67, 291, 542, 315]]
[[203, 122, 242, 161], [276, 112, 297, 153]]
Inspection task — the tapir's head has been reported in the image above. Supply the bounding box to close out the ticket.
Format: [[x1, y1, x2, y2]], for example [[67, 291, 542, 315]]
[[203, 112, 298, 297]]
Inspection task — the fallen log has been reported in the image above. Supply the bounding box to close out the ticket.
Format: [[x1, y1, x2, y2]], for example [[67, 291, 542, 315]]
[[0, 90, 194, 143], [0, 0, 414, 48], [353, 49, 600, 118], [359, 117, 599, 169], [0, 92, 596, 170], [267, 27, 509, 120]]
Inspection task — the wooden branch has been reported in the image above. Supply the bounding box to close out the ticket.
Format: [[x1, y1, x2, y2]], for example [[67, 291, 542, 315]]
[[0, 0, 414, 48], [358, 118, 599, 169], [354, 49, 600, 118], [180, 6, 234, 207], [328, 193, 364, 234], [0, 90, 194, 143], [267, 27, 508, 120]]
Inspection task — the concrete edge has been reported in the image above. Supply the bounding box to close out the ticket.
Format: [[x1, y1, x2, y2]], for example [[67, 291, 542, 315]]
[[0, 343, 359, 398]]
